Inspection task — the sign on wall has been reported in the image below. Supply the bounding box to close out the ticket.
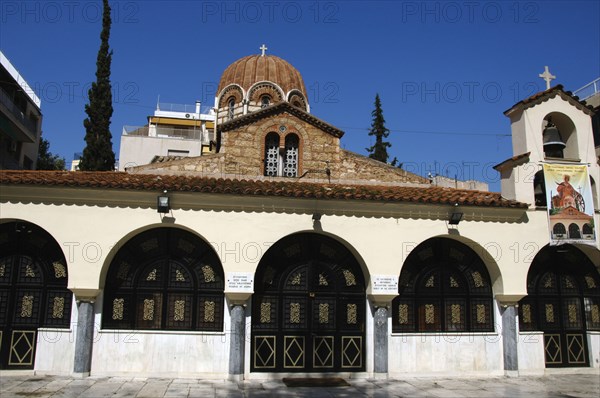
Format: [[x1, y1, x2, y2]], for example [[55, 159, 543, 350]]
[[543, 163, 596, 246]]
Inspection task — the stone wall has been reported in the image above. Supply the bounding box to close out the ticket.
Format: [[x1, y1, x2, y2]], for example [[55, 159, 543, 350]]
[[338, 150, 429, 184]]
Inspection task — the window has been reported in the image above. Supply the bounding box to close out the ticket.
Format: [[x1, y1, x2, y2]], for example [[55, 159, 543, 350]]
[[283, 134, 299, 177], [264, 132, 280, 177], [103, 228, 224, 332], [392, 238, 494, 333], [261, 95, 271, 108], [228, 98, 235, 120]]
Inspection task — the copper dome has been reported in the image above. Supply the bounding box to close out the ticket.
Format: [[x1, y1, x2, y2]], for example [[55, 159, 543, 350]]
[[217, 55, 307, 99]]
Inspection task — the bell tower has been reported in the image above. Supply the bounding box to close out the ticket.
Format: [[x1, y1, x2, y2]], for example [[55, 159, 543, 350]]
[[495, 68, 598, 208]]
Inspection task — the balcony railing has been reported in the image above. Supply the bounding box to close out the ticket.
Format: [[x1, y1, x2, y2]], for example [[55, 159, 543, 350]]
[[573, 77, 600, 101], [123, 125, 215, 143], [157, 102, 214, 115], [0, 86, 37, 134]]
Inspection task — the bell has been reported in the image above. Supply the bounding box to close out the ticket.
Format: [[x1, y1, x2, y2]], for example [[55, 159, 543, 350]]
[[543, 118, 565, 158]]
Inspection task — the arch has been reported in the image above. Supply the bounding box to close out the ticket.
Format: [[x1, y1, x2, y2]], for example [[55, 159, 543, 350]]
[[251, 232, 366, 372], [519, 244, 600, 367], [542, 112, 578, 160], [392, 237, 495, 333], [287, 89, 308, 111], [217, 84, 244, 109], [553, 223, 567, 237], [568, 223, 581, 239], [0, 221, 73, 369], [247, 81, 284, 105], [534, 170, 547, 207], [102, 227, 224, 331]]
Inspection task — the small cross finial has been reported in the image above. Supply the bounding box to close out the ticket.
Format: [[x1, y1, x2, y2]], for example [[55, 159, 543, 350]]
[[539, 66, 556, 90], [259, 44, 268, 56]]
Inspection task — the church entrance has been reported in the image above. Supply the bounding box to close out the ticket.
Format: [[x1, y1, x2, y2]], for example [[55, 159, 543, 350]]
[[251, 233, 365, 372], [0, 222, 73, 369], [519, 245, 600, 367]]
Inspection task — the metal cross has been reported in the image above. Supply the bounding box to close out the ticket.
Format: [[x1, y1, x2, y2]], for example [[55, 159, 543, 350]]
[[260, 44, 268, 56], [539, 66, 556, 90]]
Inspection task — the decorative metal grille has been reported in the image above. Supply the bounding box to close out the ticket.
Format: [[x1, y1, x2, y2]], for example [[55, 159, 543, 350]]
[[399, 304, 409, 324], [347, 304, 357, 324], [290, 273, 301, 285], [319, 303, 329, 324], [24, 265, 35, 278], [283, 134, 299, 177], [201, 265, 215, 282], [52, 262, 66, 278], [117, 261, 130, 280], [51, 297, 64, 319], [173, 300, 185, 321], [585, 276, 597, 289], [568, 304, 577, 324], [0, 262, 4, 277], [343, 270, 356, 286], [177, 239, 195, 254], [260, 302, 271, 323], [290, 303, 301, 324], [264, 133, 280, 176], [425, 304, 435, 324], [112, 299, 124, 320], [143, 299, 154, 321], [425, 275, 435, 288], [592, 305, 600, 324], [146, 269, 157, 281], [450, 304, 461, 324], [204, 301, 215, 322], [449, 276, 459, 288], [140, 238, 159, 252], [175, 269, 186, 282], [546, 303, 555, 323], [318, 273, 328, 286], [20, 296, 33, 318], [476, 304, 486, 324], [522, 304, 532, 323], [472, 271, 484, 287]]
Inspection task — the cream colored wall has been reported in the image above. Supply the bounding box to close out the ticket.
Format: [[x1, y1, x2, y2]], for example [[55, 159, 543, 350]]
[[0, 200, 541, 299]]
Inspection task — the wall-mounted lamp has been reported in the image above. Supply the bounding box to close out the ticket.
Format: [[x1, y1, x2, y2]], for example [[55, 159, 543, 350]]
[[157, 190, 170, 213], [449, 209, 463, 225], [312, 213, 322, 221]]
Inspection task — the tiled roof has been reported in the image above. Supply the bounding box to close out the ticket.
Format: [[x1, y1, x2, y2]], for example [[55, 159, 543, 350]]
[[219, 102, 344, 138], [493, 152, 531, 171], [504, 85, 595, 116], [0, 170, 528, 209]]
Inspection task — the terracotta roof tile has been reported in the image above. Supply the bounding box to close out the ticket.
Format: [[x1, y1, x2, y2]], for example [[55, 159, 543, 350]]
[[493, 152, 531, 171], [0, 170, 528, 209]]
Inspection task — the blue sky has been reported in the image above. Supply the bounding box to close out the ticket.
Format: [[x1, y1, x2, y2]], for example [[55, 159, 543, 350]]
[[1, 1, 599, 191]]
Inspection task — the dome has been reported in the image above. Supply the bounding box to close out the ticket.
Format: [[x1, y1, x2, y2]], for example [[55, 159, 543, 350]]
[[217, 54, 307, 100]]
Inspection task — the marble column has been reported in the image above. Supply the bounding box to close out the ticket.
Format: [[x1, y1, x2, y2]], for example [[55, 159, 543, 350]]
[[73, 300, 95, 376], [374, 306, 388, 375], [228, 305, 246, 380], [501, 304, 519, 376]]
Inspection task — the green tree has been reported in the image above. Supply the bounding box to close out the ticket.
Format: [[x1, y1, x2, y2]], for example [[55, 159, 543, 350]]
[[80, 0, 115, 171], [37, 133, 66, 170], [366, 93, 391, 163]]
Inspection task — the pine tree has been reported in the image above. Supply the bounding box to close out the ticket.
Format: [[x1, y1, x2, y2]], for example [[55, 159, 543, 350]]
[[366, 93, 391, 163], [80, 0, 115, 171], [37, 133, 66, 170]]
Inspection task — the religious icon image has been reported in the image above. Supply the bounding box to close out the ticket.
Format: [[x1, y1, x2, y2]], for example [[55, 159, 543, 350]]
[[543, 164, 596, 244]]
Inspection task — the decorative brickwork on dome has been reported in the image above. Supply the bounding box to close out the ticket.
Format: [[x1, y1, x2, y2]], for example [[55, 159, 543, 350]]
[[217, 55, 307, 100]]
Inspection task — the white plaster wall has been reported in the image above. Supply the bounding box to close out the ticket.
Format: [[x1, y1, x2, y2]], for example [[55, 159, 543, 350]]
[[34, 294, 77, 375], [588, 331, 600, 368], [119, 135, 202, 170], [90, 298, 230, 378], [516, 332, 545, 376]]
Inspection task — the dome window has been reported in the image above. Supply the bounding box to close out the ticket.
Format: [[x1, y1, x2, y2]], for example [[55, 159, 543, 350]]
[[261, 95, 271, 108], [228, 98, 235, 120]]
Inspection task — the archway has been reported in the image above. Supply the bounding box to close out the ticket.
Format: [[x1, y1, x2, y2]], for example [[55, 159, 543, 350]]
[[0, 221, 72, 369], [392, 237, 495, 333], [102, 227, 224, 332], [519, 245, 600, 367], [251, 233, 366, 372]]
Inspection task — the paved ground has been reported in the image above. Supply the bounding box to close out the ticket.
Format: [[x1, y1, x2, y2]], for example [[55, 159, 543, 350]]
[[0, 373, 599, 397]]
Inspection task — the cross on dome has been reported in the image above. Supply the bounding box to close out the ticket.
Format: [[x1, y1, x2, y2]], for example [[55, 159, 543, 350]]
[[260, 44, 268, 57], [539, 66, 556, 90]]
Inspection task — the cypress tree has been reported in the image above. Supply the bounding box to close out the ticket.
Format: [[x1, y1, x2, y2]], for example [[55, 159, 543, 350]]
[[80, 0, 115, 171], [366, 93, 391, 163]]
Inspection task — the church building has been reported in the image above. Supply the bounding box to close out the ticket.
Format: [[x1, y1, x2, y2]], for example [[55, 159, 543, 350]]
[[0, 50, 598, 379]]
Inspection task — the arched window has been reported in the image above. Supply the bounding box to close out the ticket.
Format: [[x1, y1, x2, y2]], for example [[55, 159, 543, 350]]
[[582, 223, 594, 236], [553, 223, 566, 237], [568, 223, 581, 239], [264, 132, 280, 177], [283, 134, 299, 177], [103, 228, 224, 332], [392, 238, 494, 333], [260, 95, 271, 108], [534, 170, 547, 207], [228, 98, 235, 120]]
